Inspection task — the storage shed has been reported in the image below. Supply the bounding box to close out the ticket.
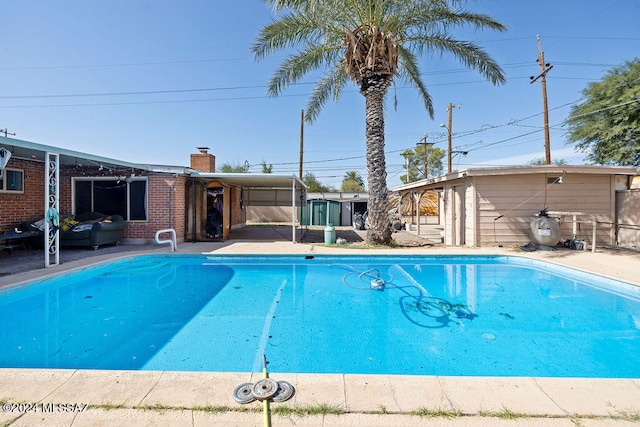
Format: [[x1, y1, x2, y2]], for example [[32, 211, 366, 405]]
[[392, 165, 637, 248]]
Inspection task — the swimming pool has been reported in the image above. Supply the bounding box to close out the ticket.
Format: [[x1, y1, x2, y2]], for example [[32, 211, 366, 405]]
[[1, 254, 639, 377]]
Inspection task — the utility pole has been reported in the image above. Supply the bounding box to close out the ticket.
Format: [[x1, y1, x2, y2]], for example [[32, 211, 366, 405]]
[[299, 110, 304, 179], [530, 35, 553, 164], [404, 155, 410, 183], [416, 135, 434, 179], [422, 136, 427, 179], [0, 129, 16, 138], [447, 105, 453, 173], [441, 103, 461, 173]]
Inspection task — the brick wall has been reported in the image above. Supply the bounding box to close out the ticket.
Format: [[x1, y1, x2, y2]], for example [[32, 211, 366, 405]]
[[124, 174, 188, 241], [0, 158, 192, 243], [58, 167, 76, 217], [0, 158, 45, 229], [0, 156, 236, 243], [190, 153, 215, 172]]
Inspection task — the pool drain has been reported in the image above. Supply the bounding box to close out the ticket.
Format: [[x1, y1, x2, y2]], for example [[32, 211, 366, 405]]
[[482, 332, 496, 341]]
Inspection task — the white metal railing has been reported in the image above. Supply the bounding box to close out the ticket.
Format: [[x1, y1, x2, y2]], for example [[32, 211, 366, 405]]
[[546, 211, 597, 253], [155, 228, 177, 252]]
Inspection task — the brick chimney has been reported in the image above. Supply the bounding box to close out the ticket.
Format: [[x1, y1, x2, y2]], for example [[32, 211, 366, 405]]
[[190, 147, 216, 172]]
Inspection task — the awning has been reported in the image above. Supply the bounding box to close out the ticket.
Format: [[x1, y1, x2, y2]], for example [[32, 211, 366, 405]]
[[0, 136, 153, 171], [189, 172, 307, 207], [189, 172, 307, 243]]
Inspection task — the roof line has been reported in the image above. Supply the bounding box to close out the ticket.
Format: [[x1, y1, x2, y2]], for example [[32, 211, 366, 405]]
[[0, 135, 151, 170]]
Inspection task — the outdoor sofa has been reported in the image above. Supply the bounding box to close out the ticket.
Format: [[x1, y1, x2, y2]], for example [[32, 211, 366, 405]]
[[21, 212, 127, 250]]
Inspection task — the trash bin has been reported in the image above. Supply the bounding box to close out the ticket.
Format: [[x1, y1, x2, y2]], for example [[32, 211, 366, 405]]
[[324, 225, 336, 244]]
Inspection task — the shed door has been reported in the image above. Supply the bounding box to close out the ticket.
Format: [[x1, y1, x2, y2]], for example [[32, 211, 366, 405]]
[[453, 185, 465, 246]]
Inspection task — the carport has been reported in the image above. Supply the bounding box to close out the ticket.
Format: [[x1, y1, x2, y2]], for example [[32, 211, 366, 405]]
[[186, 172, 307, 243]]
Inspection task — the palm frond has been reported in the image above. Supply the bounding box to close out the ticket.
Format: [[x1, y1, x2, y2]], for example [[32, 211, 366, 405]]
[[267, 45, 343, 96], [252, 13, 325, 61], [305, 65, 349, 122], [255, 0, 507, 119], [397, 47, 434, 117], [410, 33, 506, 85]]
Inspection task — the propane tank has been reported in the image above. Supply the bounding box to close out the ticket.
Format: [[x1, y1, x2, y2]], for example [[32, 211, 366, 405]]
[[529, 209, 560, 247]]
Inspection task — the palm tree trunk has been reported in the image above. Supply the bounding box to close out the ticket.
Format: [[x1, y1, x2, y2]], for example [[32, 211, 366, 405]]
[[363, 82, 392, 245]]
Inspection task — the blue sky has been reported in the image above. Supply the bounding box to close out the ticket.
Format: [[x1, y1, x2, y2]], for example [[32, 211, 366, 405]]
[[1, 0, 638, 188]]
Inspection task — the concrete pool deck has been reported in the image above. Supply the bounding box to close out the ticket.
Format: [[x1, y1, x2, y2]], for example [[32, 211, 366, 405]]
[[1, 235, 639, 426]]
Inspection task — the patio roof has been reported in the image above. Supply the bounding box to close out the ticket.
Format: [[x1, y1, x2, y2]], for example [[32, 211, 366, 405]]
[[2, 135, 310, 253], [188, 171, 307, 207], [188, 171, 306, 190], [0, 135, 154, 171], [188, 172, 307, 243]]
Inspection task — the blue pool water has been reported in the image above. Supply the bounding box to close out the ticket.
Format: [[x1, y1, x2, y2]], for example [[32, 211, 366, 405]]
[[1, 255, 639, 377]]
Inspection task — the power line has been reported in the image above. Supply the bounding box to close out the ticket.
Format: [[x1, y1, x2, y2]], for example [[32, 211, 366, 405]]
[[231, 94, 629, 171], [0, 84, 302, 99], [0, 60, 612, 102], [563, 98, 640, 121], [258, 98, 588, 168], [544, 36, 640, 41], [0, 93, 310, 108], [0, 57, 252, 71]]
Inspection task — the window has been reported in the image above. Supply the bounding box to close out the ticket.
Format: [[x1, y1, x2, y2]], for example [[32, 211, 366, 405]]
[[547, 176, 563, 184], [0, 168, 24, 193], [73, 177, 147, 220]]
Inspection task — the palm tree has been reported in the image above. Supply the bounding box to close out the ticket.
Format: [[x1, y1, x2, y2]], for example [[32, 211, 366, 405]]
[[342, 170, 365, 191], [252, 0, 506, 244]]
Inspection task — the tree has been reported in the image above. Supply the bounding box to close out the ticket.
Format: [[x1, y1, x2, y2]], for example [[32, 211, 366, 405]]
[[528, 157, 567, 166], [253, 0, 505, 244], [400, 145, 445, 183], [220, 162, 246, 173], [341, 171, 365, 192], [260, 160, 273, 173], [566, 58, 640, 166], [303, 172, 333, 192]]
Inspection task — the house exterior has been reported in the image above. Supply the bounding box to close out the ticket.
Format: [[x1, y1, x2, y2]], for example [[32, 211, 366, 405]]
[[0, 138, 190, 245], [392, 165, 637, 248], [0, 137, 305, 266]]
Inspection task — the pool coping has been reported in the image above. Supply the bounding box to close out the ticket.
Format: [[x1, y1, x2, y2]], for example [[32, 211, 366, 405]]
[[1, 242, 639, 425]]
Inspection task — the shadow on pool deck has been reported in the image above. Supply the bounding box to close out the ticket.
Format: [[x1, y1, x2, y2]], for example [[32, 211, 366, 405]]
[[0, 225, 441, 280]]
